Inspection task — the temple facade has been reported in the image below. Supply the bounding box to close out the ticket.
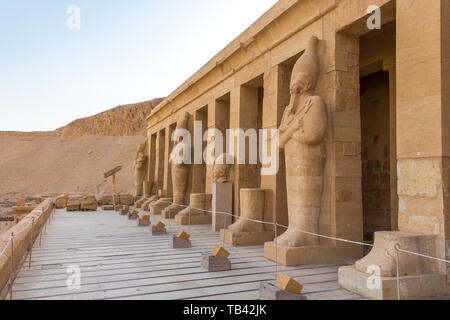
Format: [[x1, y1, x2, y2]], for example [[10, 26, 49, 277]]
[[143, 0, 450, 299]]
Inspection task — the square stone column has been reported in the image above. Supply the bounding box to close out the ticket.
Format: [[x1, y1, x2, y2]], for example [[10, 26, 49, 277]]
[[260, 65, 290, 233], [205, 96, 231, 195], [148, 133, 157, 195], [154, 129, 165, 192], [163, 125, 175, 197], [395, 0, 449, 288], [339, 0, 450, 299], [212, 182, 233, 232], [229, 85, 260, 218]]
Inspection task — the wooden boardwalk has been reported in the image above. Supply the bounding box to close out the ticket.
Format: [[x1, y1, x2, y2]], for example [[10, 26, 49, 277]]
[[12, 208, 362, 300]]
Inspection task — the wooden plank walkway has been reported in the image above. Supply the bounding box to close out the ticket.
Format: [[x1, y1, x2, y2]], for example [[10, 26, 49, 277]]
[[13, 208, 362, 300]]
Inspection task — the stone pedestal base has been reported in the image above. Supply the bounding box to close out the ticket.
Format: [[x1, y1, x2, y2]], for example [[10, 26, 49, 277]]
[[264, 242, 337, 266], [259, 282, 307, 300], [172, 236, 192, 249], [142, 196, 159, 211], [355, 231, 436, 277], [81, 202, 98, 211], [202, 252, 231, 272], [149, 198, 172, 215], [338, 265, 447, 300], [221, 229, 274, 247], [138, 218, 150, 227], [337, 231, 446, 300], [175, 212, 212, 225], [102, 205, 114, 211], [212, 183, 233, 232], [161, 204, 185, 219], [135, 197, 148, 209], [151, 225, 167, 235], [66, 204, 80, 212]]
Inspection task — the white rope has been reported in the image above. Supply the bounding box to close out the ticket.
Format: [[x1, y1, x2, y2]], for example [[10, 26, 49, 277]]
[[158, 200, 450, 264], [397, 248, 450, 264], [0, 236, 12, 258]]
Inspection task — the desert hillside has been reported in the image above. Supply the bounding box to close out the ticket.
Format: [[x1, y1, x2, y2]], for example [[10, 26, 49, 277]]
[[0, 134, 145, 216], [0, 98, 164, 218], [54, 98, 163, 137]]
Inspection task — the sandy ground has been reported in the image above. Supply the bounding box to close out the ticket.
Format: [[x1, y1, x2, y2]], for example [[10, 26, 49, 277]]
[[0, 134, 144, 219]]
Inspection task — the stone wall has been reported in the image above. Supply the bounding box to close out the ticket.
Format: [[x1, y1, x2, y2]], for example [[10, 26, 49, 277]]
[[0, 198, 54, 298]]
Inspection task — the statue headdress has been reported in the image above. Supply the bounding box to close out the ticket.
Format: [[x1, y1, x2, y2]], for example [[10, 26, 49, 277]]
[[291, 36, 320, 91]]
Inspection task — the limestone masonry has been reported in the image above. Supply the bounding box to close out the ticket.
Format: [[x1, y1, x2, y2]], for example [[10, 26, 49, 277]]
[[136, 0, 450, 300]]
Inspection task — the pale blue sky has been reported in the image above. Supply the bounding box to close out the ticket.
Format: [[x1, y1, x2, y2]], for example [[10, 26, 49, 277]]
[[0, 0, 278, 131]]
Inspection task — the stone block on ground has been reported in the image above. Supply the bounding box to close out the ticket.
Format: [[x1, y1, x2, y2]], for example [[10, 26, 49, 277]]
[[66, 195, 82, 212], [80, 195, 98, 211], [128, 210, 139, 220], [201, 252, 231, 272], [138, 215, 151, 226], [119, 193, 134, 206], [172, 235, 192, 248], [98, 194, 113, 206], [55, 194, 68, 209], [151, 224, 167, 235], [259, 282, 307, 300]]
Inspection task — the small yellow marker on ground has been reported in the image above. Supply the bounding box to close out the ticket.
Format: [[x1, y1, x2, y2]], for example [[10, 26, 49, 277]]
[[155, 221, 166, 229], [274, 273, 303, 295], [177, 230, 190, 240], [210, 245, 230, 259]]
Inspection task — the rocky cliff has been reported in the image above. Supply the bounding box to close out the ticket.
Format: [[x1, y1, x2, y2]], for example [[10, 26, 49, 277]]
[[54, 98, 164, 137]]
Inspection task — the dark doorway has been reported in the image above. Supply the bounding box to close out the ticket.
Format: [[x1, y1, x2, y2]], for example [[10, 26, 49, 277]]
[[360, 71, 392, 242]]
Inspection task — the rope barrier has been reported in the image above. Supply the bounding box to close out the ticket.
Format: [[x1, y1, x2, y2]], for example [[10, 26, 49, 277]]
[[29, 217, 35, 269], [0, 236, 12, 258], [0, 202, 54, 301], [156, 200, 450, 265], [10, 232, 14, 300]]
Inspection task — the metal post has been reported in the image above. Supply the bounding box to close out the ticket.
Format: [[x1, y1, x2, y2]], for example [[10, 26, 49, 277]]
[[395, 243, 401, 300], [222, 212, 226, 248], [29, 218, 35, 268], [274, 221, 278, 280], [10, 232, 14, 300]]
